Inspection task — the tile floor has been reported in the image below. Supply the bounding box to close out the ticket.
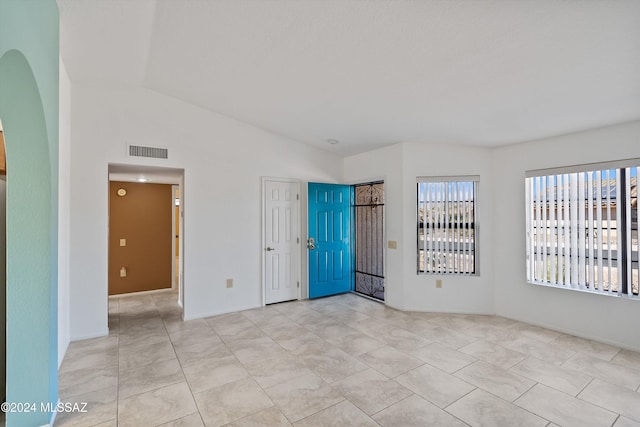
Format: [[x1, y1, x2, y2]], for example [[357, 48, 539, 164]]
[[56, 290, 640, 426]]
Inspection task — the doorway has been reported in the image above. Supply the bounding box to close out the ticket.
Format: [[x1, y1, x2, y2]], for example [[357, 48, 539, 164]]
[[353, 182, 385, 301], [307, 181, 385, 301], [107, 165, 184, 308]]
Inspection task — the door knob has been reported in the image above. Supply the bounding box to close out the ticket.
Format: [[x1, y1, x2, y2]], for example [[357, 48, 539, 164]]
[[307, 237, 315, 250], [265, 247, 275, 251]]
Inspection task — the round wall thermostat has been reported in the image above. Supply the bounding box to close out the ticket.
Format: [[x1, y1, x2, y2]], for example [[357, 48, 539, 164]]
[[117, 188, 127, 197]]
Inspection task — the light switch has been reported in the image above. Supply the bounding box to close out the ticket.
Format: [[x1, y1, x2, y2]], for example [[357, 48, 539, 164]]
[[388, 240, 397, 249], [226, 278, 233, 288], [120, 267, 127, 277], [120, 238, 126, 247]]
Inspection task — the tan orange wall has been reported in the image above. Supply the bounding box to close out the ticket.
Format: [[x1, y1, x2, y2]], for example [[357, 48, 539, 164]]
[[109, 181, 172, 295]]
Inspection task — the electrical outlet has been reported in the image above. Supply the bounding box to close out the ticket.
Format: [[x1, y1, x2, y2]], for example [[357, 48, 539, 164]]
[[226, 278, 233, 288], [120, 238, 126, 247], [388, 240, 398, 249], [436, 279, 442, 288]]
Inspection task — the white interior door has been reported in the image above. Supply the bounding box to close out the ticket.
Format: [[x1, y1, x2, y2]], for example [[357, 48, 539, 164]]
[[263, 179, 299, 304]]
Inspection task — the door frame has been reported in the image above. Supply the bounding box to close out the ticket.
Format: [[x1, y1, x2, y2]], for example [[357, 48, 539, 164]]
[[346, 176, 387, 302], [351, 179, 386, 302], [261, 177, 301, 306]]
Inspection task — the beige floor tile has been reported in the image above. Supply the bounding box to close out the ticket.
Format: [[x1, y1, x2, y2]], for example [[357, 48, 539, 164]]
[[60, 342, 118, 374], [194, 378, 274, 427], [264, 373, 344, 422], [158, 413, 205, 427], [326, 330, 387, 356], [183, 355, 250, 393], [459, 340, 527, 369], [228, 336, 287, 364], [514, 383, 618, 427], [294, 400, 378, 427], [163, 318, 210, 334], [508, 323, 562, 343], [464, 324, 522, 343], [273, 332, 329, 356], [302, 347, 369, 383], [414, 326, 476, 349], [395, 364, 475, 408], [118, 330, 171, 351], [373, 394, 467, 427], [612, 349, 640, 372], [454, 360, 535, 402], [405, 342, 476, 373], [615, 417, 640, 427], [429, 315, 478, 331], [54, 386, 117, 427], [446, 388, 547, 427], [243, 354, 312, 388], [119, 358, 185, 399], [562, 353, 640, 390], [174, 339, 233, 367], [61, 291, 639, 426], [500, 336, 576, 365], [509, 356, 592, 396], [225, 407, 292, 427], [169, 325, 221, 348], [59, 363, 118, 399], [331, 369, 412, 415], [267, 324, 313, 342], [119, 340, 177, 371], [376, 327, 433, 352], [553, 334, 621, 361], [118, 382, 198, 427], [578, 378, 640, 422], [358, 345, 424, 378]]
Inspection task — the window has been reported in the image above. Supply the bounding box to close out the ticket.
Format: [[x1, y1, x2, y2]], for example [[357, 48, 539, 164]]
[[525, 161, 638, 297], [417, 176, 479, 275]]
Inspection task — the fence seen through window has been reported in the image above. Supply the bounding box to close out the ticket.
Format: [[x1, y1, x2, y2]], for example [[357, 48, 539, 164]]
[[526, 163, 638, 296], [417, 177, 478, 275]]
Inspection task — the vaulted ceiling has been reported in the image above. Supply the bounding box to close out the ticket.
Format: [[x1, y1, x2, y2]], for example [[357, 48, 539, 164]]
[[57, 0, 640, 156]]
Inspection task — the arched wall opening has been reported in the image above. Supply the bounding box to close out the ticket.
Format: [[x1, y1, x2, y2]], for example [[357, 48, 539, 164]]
[[0, 49, 57, 427]]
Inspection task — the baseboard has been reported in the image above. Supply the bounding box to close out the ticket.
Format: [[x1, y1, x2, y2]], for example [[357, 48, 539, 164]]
[[499, 314, 640, 353], [70, 329, 109, 342], [183, 304, 261, 321], [108, 288, 174, 298]]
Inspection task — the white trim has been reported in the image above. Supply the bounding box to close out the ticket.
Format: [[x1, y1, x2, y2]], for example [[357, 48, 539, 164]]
[[183, 304, 260, 321], [108, 288, 174, 298], [70, 330, 109, 341], [526, 157, 640, 177], [417, 175, 480, 183]]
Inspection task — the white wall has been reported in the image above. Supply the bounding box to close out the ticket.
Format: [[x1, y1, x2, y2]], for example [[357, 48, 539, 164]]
[[401, 143, 494, 314], [58, 57, 71, 365], [344, 142, 495, 314], [68, 86, 343, 338], [493, 120, 640, 351]]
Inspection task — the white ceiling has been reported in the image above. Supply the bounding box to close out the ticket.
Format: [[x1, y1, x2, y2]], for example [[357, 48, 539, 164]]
[[58, 0, 640, 156]]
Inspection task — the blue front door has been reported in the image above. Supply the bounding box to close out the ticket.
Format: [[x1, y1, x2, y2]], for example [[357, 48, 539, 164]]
[[308, 183, 351, 298]]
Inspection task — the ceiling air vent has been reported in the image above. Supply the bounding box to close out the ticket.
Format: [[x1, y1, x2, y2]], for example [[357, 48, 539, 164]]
[[128, 145, 168, 159]]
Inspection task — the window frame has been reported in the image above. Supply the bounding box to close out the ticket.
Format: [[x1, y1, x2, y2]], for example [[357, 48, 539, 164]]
[[416, 176, 480, 276], [525, 158, 639, 298]]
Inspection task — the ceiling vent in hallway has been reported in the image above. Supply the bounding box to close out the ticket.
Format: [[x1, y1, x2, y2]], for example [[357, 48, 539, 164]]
[[128, 145, 168, 159]]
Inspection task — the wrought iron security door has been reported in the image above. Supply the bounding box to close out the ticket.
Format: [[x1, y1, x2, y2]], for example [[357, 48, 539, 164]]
[[354, 182, 385, 300]]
